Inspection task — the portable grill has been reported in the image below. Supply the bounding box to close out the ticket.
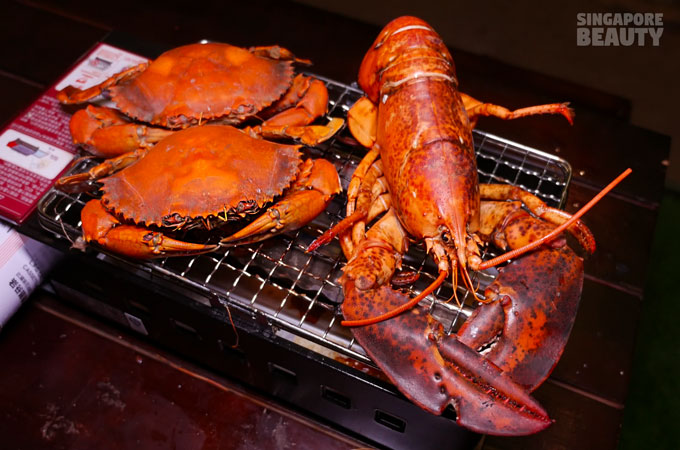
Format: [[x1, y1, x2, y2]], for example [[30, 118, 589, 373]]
[[38, 75, 572, 450]]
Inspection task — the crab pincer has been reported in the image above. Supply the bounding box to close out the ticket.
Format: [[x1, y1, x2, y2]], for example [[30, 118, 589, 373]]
[[76, 200, 217, 259], [221, 158, 341, 246], [68, 105, 174, 158]]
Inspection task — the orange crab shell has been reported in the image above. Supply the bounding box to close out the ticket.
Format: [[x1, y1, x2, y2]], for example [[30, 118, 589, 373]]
[[110, 43, 296, 128], [99, 125, 302, 226]]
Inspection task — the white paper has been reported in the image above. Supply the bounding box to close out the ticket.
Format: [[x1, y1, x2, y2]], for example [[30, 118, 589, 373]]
[[0, 222, 62, 330]]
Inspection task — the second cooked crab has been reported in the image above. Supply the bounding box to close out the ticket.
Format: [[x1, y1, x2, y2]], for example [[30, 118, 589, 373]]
[[60, 125, 341, 259]]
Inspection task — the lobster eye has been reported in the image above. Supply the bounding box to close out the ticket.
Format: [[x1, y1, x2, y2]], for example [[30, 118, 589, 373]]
[[441, 231, 452, 244]]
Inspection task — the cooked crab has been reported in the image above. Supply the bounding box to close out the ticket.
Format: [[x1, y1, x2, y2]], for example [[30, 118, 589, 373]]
[[58, 42, 339, 157], [59, 125, 341, 259]]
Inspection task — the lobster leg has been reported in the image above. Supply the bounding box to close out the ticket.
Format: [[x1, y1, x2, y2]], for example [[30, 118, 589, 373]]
[[460, 92, 574, 128], [341, 210, 551, 435], [478, 184, 595, 253], [76, 200, 217, 259], [347, 96, 378, 148], [57, 63, 148, 104], [69, 105, 174, 157], [348, 159, 387, 245], [221, 159, 341, 246], [307, 145, 383, 252]]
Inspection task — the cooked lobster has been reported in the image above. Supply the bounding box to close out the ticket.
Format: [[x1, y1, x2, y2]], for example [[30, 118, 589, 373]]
[[309, 16, 625, 436]]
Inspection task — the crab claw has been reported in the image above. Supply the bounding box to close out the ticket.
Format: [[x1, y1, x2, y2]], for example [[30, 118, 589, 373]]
[[78, 200, 217, 259], [249, 117, 344, 146], [70, 105, 174, 157], [262, 77, 330, 127], [342, 280, 551, 436], [221, 159, 341, 246]]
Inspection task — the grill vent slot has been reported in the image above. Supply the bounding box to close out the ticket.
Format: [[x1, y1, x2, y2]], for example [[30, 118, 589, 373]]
[[374, 409, 406, 433], [268, 363, 298, 385], [171, 319, 201, 340], [321, 385, 351, 409]]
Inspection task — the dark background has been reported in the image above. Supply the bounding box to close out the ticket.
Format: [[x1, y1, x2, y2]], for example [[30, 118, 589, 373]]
[[2, 0, 678, 448], [295, 0, 679, 190]]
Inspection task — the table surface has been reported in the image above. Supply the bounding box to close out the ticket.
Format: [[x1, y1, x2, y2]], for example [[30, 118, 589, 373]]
[[1, 0, 670, 449]]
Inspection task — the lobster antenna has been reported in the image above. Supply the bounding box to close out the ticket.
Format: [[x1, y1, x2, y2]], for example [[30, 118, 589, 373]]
[[478, 168, 632, 270], [460, 263, 484, 303], [445, 265, 461, 306], [342, 270, 447, 327]]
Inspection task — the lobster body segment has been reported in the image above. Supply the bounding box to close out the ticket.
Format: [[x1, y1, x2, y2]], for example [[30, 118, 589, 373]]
[[357, 17, 480, 270], [313, 16, 596, 436]]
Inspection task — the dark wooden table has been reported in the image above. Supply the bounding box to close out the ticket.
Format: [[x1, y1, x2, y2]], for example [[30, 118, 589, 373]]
[[1, 0, 670, 449], [0, 293, 366, 449]]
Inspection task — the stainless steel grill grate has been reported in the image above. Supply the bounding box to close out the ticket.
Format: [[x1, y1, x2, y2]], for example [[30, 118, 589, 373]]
[[38, 75, 572, 367]]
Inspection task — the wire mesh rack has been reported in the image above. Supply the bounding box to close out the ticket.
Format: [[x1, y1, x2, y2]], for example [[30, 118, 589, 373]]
[[37, 75, 572, 368]]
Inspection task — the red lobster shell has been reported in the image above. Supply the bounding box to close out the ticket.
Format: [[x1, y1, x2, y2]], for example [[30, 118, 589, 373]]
[[311, 16, 595, 436]]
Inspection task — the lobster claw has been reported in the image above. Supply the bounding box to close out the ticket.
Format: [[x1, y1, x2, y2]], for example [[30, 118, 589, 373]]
[[459, 245, 584, 390], [342, 280, 552, 436]]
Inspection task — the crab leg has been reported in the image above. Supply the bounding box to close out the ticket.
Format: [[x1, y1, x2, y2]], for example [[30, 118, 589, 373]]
[[57, 63, 148, 104], [242, 74, 344, 145], [247, 46, 312, 65], [221, 159, 341, 246], [76, 200, 217, 259], [54, 148, 148, 192], [70, 105, 174, 157], [55, 148, 147, 192]]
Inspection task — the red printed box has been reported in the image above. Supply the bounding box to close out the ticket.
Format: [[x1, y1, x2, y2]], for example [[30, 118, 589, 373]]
[[0, 43, 148, 224]]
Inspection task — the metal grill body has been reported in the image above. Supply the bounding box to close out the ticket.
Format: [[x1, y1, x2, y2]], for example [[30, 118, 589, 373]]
[[39, 74, 572, 449]]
